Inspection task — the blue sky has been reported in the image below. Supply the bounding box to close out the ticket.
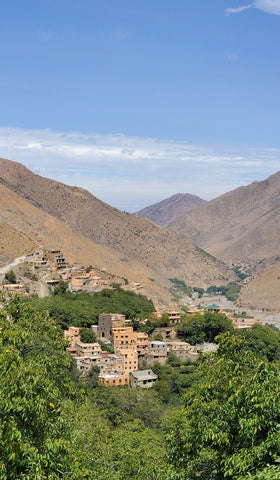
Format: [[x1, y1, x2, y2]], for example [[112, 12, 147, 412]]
[[1, 0, 280, 211]]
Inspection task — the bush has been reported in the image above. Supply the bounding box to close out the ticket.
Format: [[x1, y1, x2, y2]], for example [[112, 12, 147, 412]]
[[177, 312, 234, 344], [4, 270, 17, 284]]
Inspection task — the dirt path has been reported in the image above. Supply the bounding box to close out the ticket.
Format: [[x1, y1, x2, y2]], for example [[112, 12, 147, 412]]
[[0, 255, 27, 280]]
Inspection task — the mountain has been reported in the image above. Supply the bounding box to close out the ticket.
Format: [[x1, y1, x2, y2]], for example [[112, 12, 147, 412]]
[[238, 260, 280, 312], [0, 180, 175, 305], [0, 158, 234, 297], [135, 193, 206, 226], [169, 172, 280, 264]]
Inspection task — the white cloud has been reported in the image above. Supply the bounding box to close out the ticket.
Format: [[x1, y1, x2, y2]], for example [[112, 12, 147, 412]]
[[0, 127, 279, 212], [225, 4, 254, 15], [255, 0, 280, 15], [226, 0, 280, 15]]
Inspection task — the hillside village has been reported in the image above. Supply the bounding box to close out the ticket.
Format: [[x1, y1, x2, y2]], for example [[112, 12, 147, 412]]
[[0, 245, 266, 390], [2, 1, 280, 476], [64, 313, 200, 387], [0, 247, 144, 297], [1, 167, 280, 480], [64, 301, 266, 388]]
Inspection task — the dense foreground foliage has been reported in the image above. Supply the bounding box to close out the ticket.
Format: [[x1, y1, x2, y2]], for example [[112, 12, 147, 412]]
[[0, 297, 170, 479], [167, 333, 280, 480], [1, 297, 280, 479]]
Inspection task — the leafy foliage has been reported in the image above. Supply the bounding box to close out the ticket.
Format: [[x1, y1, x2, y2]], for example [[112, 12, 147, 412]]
[[80, 327, 97, 343], [71, 404, 173, 480], [152, 361, 199, 404], [89, 386, 164, 428], [207, 282, 241, 301], [167, 333, 280, 480], [232, 265, 249, 280], [169, 278, 192, 295], [0, 296, 169, 479], [4, 269, 17, 284], [237, 323, 280, 362], [22, 287, 155, 329], [0, 297, 79, 479], [177, 311, 234, 344]]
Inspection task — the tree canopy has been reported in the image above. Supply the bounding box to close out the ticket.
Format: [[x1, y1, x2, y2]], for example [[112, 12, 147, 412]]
[[0, 297, 79, 479], [0, 296, 169, 480], [167, 333, 280, 480], [177, 311, 234, 344], [22, 287, 155, 329]]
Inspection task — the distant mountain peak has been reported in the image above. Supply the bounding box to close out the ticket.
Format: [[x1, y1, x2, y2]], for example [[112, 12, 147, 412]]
[[135, 193, 206, 226]]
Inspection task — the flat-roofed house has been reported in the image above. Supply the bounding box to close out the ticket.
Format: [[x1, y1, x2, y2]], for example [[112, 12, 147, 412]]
[[129, 369, 158, 388]]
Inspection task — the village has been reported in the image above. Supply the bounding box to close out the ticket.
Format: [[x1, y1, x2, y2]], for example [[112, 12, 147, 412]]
[[0, 247, 144, 296], [0, 247, 266, 390]]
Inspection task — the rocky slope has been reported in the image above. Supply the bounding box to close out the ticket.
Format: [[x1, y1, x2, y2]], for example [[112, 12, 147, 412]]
[[0, 181, 170, 301], [169, 172, 280, 264], [0, 158, 234, 292], [135, 193, 206, 226], [238, 260, 280, 312]]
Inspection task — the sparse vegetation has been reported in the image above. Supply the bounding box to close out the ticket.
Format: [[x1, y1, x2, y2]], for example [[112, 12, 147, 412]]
[[169, 277, 192, 295], [232, 265, 250, 280], [4, 269, 17, 284], [207, 281, 241, 302]]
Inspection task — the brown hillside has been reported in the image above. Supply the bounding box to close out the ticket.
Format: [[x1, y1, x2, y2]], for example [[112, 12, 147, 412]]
[[0, 181, 169, 300], [169, 172, 280, 264], [135, 193, 206, 226], [0, 158, 234, 288], [238, 260, 280, 312], [0, 223, 36, 265]]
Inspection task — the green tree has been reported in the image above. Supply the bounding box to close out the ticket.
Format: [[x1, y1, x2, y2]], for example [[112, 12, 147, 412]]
[[237, 323, 280, 362], [153, 332, 164, 341], [167, 333, 280, 480], [53, 280, 68, 295], [177, 313, 206, 344], [177, 311, 233, 344], [0, 297, 79, 479], [4, 269, 17, 284], [89, 386, 163, 428], [193, 287, 204, 298], [87, 364, 100, 388], [71, 403, 173, 480], [22, 287, 155, 329], [80, 327, 97, 343]]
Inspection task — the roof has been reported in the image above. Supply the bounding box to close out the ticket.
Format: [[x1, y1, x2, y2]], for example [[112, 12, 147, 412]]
[[207, 304, 220, 309], [130, 370, 157, 380], [150, 341, 167, 347]]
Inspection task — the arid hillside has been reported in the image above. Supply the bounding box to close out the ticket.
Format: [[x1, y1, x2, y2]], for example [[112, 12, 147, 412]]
[[0, 222, 36, 264], [135, 193, 206, 226], [169, 171, 280, 264], [0, 158, 234, 291], [238, 260, 280, 312], [0, 181, 172, 302]]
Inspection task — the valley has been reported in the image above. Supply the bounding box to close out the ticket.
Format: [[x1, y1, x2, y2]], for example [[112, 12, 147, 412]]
[[0, 157, 280, 315]]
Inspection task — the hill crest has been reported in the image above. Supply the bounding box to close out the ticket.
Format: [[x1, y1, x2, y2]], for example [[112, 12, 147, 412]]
[[0, 158, 234, 297], [135, 193, 206, 226], [169, 171, 280, 264]]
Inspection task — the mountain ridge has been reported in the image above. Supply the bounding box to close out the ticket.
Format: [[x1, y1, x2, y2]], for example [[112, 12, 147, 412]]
[[135, 193, 206, 226], [169, 171, 280, 264], [0, 158, 234, 296]]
